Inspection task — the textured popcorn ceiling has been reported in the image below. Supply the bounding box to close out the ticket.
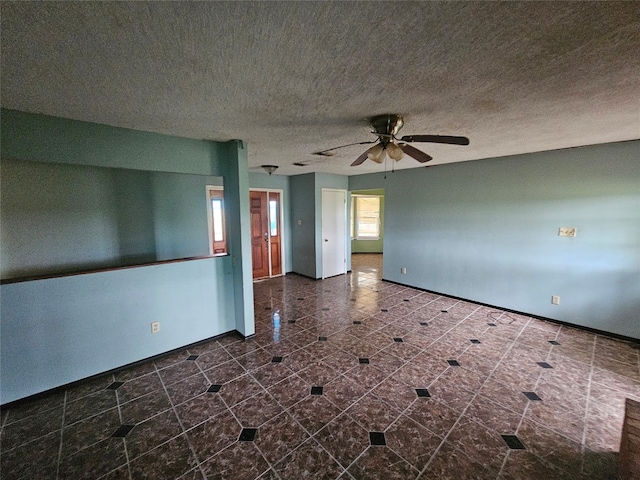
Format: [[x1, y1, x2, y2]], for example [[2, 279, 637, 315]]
[[1, 1, 639, 176]]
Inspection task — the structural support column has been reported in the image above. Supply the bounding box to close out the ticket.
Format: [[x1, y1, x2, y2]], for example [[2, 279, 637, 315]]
[[218, 140, 255, 337]]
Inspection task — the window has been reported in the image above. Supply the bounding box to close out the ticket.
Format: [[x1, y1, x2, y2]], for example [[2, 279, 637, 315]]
[[269, 199, 278, 236], [211, 199, 224, 242], [354, 195, 380, 240], [207, 186, 227, 255]]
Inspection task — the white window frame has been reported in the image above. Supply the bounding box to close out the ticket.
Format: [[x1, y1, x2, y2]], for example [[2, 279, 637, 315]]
[[206, 185, 226, 255]]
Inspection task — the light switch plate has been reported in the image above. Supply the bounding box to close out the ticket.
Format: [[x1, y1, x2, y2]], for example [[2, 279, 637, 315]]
[[558, 227, 577, 237]]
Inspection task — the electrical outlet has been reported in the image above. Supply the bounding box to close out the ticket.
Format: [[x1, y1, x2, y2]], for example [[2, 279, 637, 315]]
[[151, 321, 160, 333], [401, 267, 407, 274], [551, 296, 560, 305]]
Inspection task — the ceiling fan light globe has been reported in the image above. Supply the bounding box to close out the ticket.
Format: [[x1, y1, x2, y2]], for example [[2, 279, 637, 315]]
[[387, 142, 404, 161], [367, 144, 385, 163]]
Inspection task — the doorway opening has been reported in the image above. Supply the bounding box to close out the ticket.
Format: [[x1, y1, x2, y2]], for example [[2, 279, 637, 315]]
[[250, 189, 284, 280], [350, 188, 384, 276]]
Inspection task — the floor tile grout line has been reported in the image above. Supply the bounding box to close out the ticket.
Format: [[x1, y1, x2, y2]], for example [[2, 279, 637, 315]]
[[54, 390, 68, 480], [153, 362, 208, 479], [580, 333, 598, 477], [0, 403, 10, 432], [113, 380, 134, 480]]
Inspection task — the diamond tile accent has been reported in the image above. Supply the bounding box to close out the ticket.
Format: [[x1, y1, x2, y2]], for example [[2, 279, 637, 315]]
[[272, 356, 283, 363], [239, 428, 257, 441], [488, 323, 497, 327], [381, 309, 388, 312], [318, 336, 328, 342], [359, 358, 370, 364], [353, 321, 362, 325], [111, 424, 135, 438], [207, 384, 222, 393], [393, 338, 404, 343], [548, 340, 561, 345], [501, 434, 526, 449], [369, 431, 386, 446], [311, 386, 323, 396], [186, 355, 199, 361], [415, 388, 431, 398], [536, 362, 553, 369], [420, 322, 429, 326], [447, 360, 460, 367], [470, 339, 481, 344], [523, 391, 542, 401], [106, 381, 124, 390]]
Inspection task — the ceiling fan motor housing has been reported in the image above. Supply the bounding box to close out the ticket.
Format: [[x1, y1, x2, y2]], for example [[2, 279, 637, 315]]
[[371, 114, 404, 144]]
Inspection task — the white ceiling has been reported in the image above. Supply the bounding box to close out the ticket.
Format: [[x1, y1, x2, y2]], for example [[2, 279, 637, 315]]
[[1, 1, 639, 176]]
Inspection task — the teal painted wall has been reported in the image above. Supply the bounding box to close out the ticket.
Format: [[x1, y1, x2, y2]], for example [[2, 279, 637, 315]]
[[2, 159, 124, 278], [151, 171, 216, 261], [113, 169, 157, 265], [219, 140, 255, 338], [0, 110, 253, 403], [249, 172, 293, 273], [1, 257, 234, 404], [290, 174, 317, 277], [1, 109, 223, 175], [350, 141, 640, 339], [0, 159, 220, 279], [351, 189, 385, 253], [289, 173, 349, 278]]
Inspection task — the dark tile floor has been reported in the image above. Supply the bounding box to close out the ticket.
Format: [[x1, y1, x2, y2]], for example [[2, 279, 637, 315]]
[[2, 254, 639, 479]]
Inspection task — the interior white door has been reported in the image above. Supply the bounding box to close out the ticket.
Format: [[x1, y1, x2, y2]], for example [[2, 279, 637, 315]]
[[322, 189, 347, 278]]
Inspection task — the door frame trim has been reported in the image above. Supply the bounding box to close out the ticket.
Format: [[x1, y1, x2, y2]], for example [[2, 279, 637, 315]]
[[249, 188, 286, 278]]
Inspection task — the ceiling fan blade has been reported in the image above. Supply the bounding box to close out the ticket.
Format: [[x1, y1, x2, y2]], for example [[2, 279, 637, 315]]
[[400, 135, 470, 146], [314, 140, 377, 156], [351, 148, 371, 166], [399, 144, 433, 163]]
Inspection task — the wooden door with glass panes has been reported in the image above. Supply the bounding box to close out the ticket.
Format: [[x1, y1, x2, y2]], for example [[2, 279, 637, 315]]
[[250, 190, 282, 279], [250, 191, 270, 279]]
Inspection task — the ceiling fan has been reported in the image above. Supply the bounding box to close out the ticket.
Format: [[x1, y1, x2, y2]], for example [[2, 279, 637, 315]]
[[314, 114, 469, 166]]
